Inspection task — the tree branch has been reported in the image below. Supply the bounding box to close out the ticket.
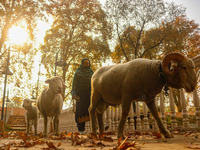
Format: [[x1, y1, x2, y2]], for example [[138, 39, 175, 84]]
[[116, 22, 129, 62]]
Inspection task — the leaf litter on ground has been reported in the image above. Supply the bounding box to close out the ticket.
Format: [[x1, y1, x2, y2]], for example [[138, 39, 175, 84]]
[[43, 141, 63, 150], [5, 130, 200, 149]]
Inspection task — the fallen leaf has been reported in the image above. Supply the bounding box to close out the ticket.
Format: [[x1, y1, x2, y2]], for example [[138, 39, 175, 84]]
[[45, 141, 56, 149], [95, 141, 106, 147], [89, 133, 98, 141], [99, 133, 106, 140], [81, 142, 96, 147], [117, 137, 123, 146], [118, 137, 129, 148], [103, 136, 114, 142], [57, 142, 61, 147], [152, 131, 162, 139], [112, 136, 143, 150], [184, 143, 200, 149], [75, 138, 87, 145]]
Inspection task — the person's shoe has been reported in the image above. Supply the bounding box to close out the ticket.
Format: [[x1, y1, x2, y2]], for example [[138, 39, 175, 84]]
[[79, 130, 85, 135], [104, 124, 109, 131]]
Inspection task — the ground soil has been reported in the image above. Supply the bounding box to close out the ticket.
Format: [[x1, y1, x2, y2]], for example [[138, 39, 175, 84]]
[[0, 131, 200, 150]]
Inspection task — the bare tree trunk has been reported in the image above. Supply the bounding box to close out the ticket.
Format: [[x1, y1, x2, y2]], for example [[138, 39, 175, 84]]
[[62, 66, 68, 100]]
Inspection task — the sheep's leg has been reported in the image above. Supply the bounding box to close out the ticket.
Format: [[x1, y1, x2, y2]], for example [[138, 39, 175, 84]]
[[118, 99, 132, 139], [146, 99, 173, 138], [27, 121, 30, 135], [89, 91, 101, 136], [54, 116, 59, 136], [89, 107, 97, 135], [44, 116, 48, 137], [34, 121, 37, 135], [50, 117, 54, 133], [97, 113, 104, 134], [52, 117, 55, 133], [96, 102, 108, 135]]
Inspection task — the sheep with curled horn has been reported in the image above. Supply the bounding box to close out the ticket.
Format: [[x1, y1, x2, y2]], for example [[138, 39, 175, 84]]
[[89, 53, 197, 139]]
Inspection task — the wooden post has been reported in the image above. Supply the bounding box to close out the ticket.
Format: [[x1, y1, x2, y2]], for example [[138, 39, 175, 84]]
[[111, 107, 115, 131], [143, 102, 149, 131], [115, 106, 119, 131], [169, 88, 177, 129], [151, 97, 159, 131], [136, 102, 142, 131], [180, 89, 190, 129], [129, 102, 135, 131], [103, 112, 106, 132], [107, 106, 112, 132], [160, 93, 167, 128], [193, 89, 200, 129], [119, 105, 122, 120]]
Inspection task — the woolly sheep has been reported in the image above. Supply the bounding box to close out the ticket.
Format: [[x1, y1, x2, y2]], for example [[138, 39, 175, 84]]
[[89, 53, 197, 139], [22, 98, 38, 135], [37, 76, 65, 137]]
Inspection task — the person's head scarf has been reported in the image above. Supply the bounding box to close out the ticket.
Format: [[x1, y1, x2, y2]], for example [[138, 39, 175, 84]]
[[77, 58, 93, 77], [71, 58, 94, 94]]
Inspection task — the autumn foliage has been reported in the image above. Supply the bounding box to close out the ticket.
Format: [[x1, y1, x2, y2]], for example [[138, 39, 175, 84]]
[[112, 15, 200, 63]]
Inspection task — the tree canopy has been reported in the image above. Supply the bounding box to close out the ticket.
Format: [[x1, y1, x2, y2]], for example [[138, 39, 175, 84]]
[[104, 0, 187, 62], [0, 0, 46, 52], [0, 0, 199, 108], [112, 16, 200, 62], [0, 0, 46, 106], [40, 0, 112, 100]]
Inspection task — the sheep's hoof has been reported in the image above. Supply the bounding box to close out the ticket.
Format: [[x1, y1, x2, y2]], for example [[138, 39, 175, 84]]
[[43, 133, 47, 138], [89, 133, 98, 141], [55, 133, 59, 136], [164, 131, 174, 138], [117, 135, 125, 140], [105, 124, 109, 131]]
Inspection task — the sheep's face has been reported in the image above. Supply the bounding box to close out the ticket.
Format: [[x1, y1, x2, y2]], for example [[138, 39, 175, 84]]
[[45, 77, 64, 94], [162, 54, 197, 93], [22, 99, 33, 110]]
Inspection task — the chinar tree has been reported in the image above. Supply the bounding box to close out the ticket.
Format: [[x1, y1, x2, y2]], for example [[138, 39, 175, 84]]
[[40, 0, 112, 101], [104, 0, 186, 62], [0, 0, 46, 53], [0, 0, 46, 107], [105, 0, 200, 113], [111, 9, 200, 112]]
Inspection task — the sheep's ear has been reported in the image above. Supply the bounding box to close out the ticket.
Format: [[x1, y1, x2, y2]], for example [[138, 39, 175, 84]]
[[45, 79, 51, 84], [30, 100, 35, 103], [63, 83, 67, 88]]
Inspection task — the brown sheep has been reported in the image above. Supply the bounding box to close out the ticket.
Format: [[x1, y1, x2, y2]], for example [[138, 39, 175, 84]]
[[89, 53, 197, 139]]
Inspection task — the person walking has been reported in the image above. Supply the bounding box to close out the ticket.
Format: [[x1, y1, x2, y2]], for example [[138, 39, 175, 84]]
[[71, 58, 94, 134]]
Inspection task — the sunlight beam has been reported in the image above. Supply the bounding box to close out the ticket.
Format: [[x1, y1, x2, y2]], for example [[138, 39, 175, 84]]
[[8, 26, 29, 45]]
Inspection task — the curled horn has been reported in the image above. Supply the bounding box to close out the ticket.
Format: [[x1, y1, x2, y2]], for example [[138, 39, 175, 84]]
[[161, 53, 187, 75]]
